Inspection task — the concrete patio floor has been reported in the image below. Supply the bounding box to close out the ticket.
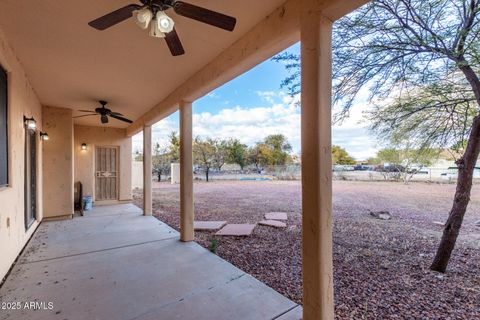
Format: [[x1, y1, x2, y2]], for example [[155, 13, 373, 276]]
[[0, 204, 301, 320]]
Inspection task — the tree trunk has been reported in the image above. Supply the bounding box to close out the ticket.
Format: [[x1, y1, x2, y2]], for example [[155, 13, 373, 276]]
[[205, 167, 209, 182], [431, 115, 480, 272], [430, 61, 480, 272], [157, 171, 161, 182]]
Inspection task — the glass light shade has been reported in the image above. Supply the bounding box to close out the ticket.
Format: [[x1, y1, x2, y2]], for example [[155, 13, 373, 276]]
[[134, 8, 153, 29], [40, 132, 49, 141], [81, 143, 87, 151], [149, 19, 165, 38], [24, 117, 36, 130], [156, 11, 174, 33]]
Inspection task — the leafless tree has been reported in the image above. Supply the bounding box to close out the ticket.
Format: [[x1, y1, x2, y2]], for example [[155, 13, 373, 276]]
[[275, 0, 480, 272]]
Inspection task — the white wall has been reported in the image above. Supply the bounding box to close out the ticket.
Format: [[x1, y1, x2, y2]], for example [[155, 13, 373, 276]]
[[132, 160, 143, 189]]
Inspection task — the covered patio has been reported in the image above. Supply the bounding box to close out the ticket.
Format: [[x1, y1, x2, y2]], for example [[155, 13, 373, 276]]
[[0, 204, 300, 320], [0, 0, 368, 319]]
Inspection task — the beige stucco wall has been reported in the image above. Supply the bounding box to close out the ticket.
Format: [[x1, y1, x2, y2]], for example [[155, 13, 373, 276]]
[[42, 106, 74, 218], [74, 125, 132, 202], [0, 28, 43, 280], [171, 163, 180, 184], [132, 160, 143, 189]]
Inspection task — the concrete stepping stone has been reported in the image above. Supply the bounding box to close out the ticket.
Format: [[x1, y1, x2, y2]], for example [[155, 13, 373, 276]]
[[259, 220, 287, 228], [194, 221, 227, 231], [264, 212, 288, 221], [215, 224, 256, 236]]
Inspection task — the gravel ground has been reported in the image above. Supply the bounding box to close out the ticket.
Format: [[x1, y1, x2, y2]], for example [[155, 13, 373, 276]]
[[133, 180, 480, 319]]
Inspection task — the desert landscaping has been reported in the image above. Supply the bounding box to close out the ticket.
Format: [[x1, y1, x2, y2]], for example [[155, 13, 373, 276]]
[[134, 180, 480, 319]]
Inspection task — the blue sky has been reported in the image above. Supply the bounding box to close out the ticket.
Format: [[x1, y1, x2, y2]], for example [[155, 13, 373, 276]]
[[133, 43, 379, 160]]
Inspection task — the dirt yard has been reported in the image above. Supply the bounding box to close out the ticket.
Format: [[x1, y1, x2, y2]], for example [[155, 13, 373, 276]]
[[133, 180, 480, 319]]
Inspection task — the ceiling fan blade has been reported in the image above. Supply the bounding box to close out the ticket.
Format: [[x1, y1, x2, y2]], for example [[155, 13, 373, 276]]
[[73, 114, 97, 118], [110, 112, 124, 117], [164, 29, 185, 56], [88, 4, 141, 30], [109, 114, 133, 124], [78, 109, 97, 113], [173, 1, 236, 32]]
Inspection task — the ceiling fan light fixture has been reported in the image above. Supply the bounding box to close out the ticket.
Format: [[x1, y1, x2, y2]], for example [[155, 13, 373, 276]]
[[134, 8, 153, 30], [156, 11, 174, 33], [149, 18, 166, 38], [88, 1, 237, 57]]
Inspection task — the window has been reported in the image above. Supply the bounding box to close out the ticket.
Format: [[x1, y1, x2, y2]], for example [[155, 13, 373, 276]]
[[0, 66, 7, 187]]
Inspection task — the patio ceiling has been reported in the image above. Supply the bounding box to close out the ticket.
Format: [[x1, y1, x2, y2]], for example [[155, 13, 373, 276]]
[[0, 0, 285, 128]]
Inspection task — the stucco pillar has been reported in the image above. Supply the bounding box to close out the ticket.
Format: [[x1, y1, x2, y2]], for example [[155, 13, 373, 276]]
[[143, 125, 152, 216], [43, 106, 74, 218], [179, 100, 194, 241], [300, 1, 334, 319]]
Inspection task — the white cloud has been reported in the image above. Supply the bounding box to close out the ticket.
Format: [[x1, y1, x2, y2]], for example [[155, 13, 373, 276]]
[[206, 92, 221, 99], [256, 90, 277, 104], [333, 127, 379, 160], [132, 89, 379, 160], [193, 97, 301, 148], [331, 86, 379, 159], [132, 117, 178, 154]]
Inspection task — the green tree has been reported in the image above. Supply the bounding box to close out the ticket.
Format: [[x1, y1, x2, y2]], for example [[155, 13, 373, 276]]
[[377, 144, 438, 184], [193, 137, 215, 182], [225, 139, 248, 170], [248, 144, 262, 170], [332, 145, 356, 165], [257, 143, 274, 167], [134, 150, 143, 162], [261, 134, 293, 166], [377, 149, 400, 165], [152, 142, 171, 182], [167, 131, 180, 162], [275, 0, 480, 273], [366, 157, 380, 165], [212, 139, 228, 171]]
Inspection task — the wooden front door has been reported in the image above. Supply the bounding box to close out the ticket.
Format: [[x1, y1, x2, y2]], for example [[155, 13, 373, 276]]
[[95, 146, 118, 201]]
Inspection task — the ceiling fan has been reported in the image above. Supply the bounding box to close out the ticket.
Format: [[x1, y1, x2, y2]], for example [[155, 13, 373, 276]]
[[88, 0, 237, 56], [74, 101, 133, 124]]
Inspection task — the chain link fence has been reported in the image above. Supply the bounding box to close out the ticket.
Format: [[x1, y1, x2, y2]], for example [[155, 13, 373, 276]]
[[133, 160, 480, 185]]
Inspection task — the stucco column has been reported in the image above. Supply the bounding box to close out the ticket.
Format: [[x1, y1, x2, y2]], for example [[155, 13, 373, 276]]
[[179, 100, 194, 241], [300, 1, 334, 319], [143, 125, 152, 216]]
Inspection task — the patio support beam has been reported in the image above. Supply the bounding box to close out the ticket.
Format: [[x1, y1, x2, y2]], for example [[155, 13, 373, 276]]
[[143, 124, 152, 216], [300, 0, 334, 319], [179, 100, 194, 241]]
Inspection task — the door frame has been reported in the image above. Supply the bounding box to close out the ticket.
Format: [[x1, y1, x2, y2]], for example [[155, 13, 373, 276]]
[[94, 145, 120, 202], [24, 128, 37, 230]]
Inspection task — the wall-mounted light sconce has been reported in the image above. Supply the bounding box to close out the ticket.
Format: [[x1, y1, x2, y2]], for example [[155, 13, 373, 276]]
[[23, 116, 37, 130], [40, 132, 49, 141], [81, 143, 87, 151]]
